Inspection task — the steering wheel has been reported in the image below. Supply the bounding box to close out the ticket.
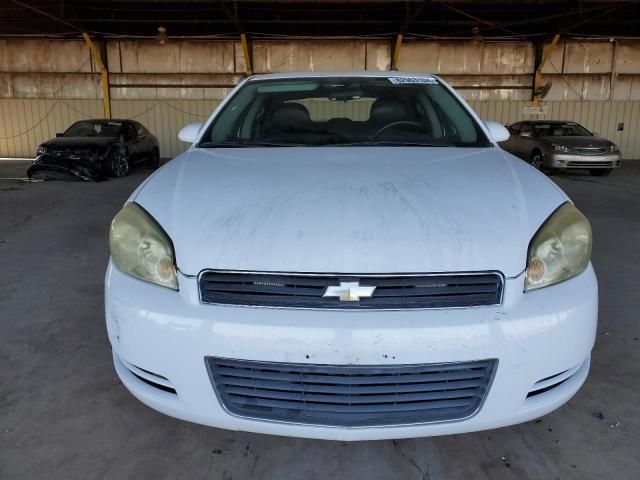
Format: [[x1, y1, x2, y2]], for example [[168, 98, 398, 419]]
[[374, 121, 427, 138]]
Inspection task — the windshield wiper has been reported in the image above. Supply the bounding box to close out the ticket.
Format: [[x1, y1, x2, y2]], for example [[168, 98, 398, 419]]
[[199, 141, 309, 148]]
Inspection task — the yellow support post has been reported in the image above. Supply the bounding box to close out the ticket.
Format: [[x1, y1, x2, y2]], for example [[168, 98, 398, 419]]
[[392, 33, 403, 71], [82, 32, 111, 119], [240, 33, 253, 75], [531, 33, 561, 110]]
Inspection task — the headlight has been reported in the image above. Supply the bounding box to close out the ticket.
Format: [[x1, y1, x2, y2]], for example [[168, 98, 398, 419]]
[[525, 203, 592, 291], [552, 143, 570, 153], [610, 144, 620, 152], [109, 203, 178, 290], [36, 146, 46, 155]]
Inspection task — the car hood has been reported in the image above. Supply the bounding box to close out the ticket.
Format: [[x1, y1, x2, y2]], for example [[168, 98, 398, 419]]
[[540, 136, 613, 148], [41, 136, 118, 150], [134, 147, 568, 277]]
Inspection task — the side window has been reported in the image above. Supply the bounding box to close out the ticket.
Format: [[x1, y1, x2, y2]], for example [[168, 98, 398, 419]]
[[520, 123, 532, 135], [509, 122, 521, 134], [124, 123, 136, 138], [135, 123, 147, 137]]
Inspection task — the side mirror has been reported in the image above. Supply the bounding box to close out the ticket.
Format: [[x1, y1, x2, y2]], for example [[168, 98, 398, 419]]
[[484, 121, 510, 142], [178, 122, 204, 143], [55, 133, 63, 137], [592, 132, 598, 137]]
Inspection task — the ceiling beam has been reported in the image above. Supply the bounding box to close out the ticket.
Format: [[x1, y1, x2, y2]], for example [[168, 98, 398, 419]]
[[399, 0, 429, 33], [10, 0, 84, 32], [441, 3, 519, 35], [214, 0, 245, 33], [4, 1, 640, 38]]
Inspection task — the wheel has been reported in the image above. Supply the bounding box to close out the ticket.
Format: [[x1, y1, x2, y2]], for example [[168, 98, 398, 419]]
[[530, 150, 544, 171], [109, 152, 130, 178], [591, 168, 612, 177], [149, 148, 160, 169]]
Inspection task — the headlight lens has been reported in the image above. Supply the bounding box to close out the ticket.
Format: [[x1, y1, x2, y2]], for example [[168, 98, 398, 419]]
[[109, 203, 178, 290], [552, 143, 570, 153], [525, 203, 592, 291], [36, 146, 46, 155], [610, 144, 620, 152]]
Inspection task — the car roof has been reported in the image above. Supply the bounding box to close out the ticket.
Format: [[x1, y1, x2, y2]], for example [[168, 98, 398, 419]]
[[247, 71, 439, 81], [73, 119, 131, 124], [530, 120, 578, 124]]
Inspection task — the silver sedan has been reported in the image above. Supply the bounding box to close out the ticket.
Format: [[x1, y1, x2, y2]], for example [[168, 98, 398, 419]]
[[500, 120, 621, 176]]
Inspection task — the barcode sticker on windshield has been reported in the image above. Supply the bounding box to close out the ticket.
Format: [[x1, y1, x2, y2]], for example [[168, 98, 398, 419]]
[[388, 76, 438, 85]]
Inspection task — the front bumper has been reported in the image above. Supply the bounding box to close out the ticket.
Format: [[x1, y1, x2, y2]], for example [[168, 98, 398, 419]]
[[105, 262, 598, 440], [545, 152, 622, 169], [27, 154, 108, 181]]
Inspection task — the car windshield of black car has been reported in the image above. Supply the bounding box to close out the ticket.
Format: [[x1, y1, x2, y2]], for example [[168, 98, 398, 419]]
[[533, 122, 591, 137], [64, 121, 123, 138]]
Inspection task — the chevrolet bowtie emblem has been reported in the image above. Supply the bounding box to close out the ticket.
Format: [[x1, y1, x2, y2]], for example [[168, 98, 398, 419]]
[[323, 281, 376, 302]]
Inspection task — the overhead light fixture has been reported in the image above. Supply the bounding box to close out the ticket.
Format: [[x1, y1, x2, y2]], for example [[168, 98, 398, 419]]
[[156, 26, 168, 45], [471, 26, 483, 44]]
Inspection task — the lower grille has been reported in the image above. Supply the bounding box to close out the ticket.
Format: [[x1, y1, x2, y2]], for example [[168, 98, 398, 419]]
[[207, 357, 497, 427], [567, 160, 615, 167], [199, 271, 503, 309]]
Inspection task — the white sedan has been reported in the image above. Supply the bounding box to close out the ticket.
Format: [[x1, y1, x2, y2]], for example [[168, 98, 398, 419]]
[[105, 72, 597, 441]]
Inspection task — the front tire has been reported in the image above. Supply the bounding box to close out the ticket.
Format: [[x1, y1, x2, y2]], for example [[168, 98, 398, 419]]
[[109, 152, 130, 178], [149, 148, 160, 169], [591, 168, 612, 177], [530, 150, 544, 171]]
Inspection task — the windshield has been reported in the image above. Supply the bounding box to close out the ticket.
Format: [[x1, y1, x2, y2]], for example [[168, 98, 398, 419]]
[[64, 121, 123, 137], [200, 76, 490, 148], [533, 122, 592, 137]]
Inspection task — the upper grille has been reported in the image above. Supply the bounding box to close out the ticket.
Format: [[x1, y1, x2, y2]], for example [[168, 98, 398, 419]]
[[199, 271, 503, 309], [573, 147, 608, 156], [207, 357, 497, 427]]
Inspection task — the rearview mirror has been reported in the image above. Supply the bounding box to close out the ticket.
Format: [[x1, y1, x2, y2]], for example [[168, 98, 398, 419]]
[[484, 121, 510, 143], [178, 122, 204, 143]]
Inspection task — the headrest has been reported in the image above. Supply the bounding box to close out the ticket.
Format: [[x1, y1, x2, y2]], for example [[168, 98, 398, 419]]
[[369, 97, 411, 125], [269, 103, 311, 131]]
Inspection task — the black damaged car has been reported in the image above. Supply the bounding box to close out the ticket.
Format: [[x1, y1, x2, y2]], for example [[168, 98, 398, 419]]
[[28, 119, 160, 181]]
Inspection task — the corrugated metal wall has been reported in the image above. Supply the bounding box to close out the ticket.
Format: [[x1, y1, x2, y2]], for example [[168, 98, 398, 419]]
[[470, 100, 640, 159], [2, 98, 640, 159], [0, 99, 221, 158], [0, 99, 102, 158], [111, 100, 220, 157], [298, 98, 374, 121], [2, 38, 640, 159]]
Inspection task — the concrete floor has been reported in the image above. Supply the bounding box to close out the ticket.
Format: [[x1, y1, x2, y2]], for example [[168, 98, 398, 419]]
[[1, 159, 639, 480]]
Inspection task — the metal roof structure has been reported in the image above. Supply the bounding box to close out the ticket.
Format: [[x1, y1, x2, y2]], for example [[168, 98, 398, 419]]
[[3, 0, 640, 39]]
